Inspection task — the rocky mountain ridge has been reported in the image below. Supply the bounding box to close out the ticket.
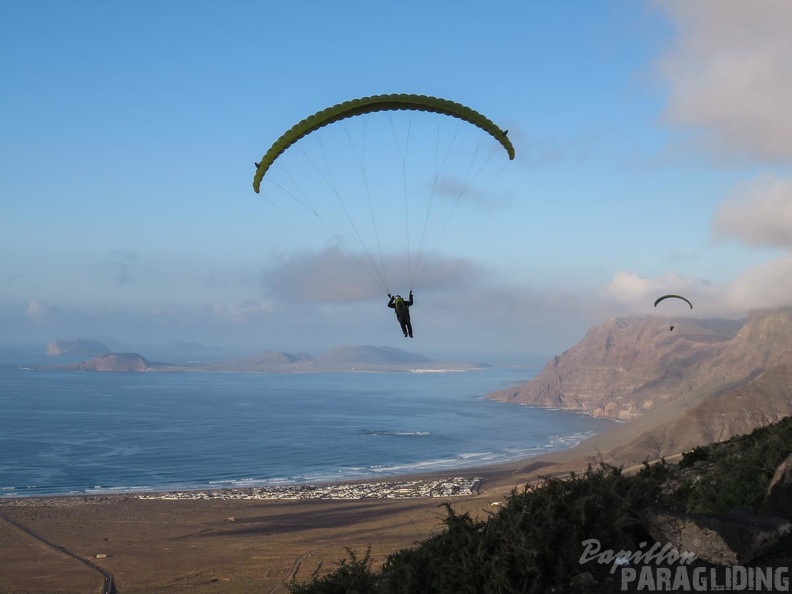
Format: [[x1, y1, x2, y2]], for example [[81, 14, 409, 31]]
[[488, 308, 792, 465]]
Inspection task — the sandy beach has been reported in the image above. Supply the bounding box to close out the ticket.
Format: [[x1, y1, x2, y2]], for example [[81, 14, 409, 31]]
[[0, 449, 589, 594]]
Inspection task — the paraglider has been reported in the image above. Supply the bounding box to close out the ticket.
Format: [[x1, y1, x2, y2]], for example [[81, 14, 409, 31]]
[[388, 292, 414, 338], [654, 294, 692, 331], [251, 94, 514, 336]]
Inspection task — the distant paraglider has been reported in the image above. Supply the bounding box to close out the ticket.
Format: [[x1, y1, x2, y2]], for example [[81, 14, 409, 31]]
[[654, 294, 692, 331], [653, 294, 693, 309]]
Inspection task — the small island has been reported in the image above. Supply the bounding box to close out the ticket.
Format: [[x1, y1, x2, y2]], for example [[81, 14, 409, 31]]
[[45, 341, 490, 374]]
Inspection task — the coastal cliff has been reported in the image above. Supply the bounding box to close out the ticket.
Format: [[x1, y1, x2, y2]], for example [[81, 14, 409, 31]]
[[488, 308, 792, 464], [487, 315, 743, 420]]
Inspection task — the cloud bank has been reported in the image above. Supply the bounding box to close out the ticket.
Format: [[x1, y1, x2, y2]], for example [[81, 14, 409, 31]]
[[653, 0, 792, 314], [712, 176, 792, 249], [657, 0, 792, 162]]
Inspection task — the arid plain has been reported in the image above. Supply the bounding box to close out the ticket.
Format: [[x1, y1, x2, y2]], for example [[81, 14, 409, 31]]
[[0, 451, 583, 594]]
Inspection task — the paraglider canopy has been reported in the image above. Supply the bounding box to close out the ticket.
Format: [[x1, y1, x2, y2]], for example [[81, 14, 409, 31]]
[[253, 93, 515, 194], [250, 93, 515, 297], [653, 294, 693, 309]]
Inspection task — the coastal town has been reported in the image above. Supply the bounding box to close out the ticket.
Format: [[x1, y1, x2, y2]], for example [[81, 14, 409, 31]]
[[137, 476, 483, 501]]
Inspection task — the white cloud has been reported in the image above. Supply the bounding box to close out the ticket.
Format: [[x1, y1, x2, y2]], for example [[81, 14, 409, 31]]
[[433, 176, 513, 211], [668, 250, 700, 263], [712, 175, 792, 248], [601, 261, 792, 316], [201, 299, 275, 324], [656, 0, 792, 162], [653, 1, 792, 316], [8, 273, 604, 360], [26, 299, 63, 324], [262, 246, 487, 303], [725, 254, 792, 311], [601, 270, 715, 314], [105, 249, 139, 285], [602, 271, 654, 304]]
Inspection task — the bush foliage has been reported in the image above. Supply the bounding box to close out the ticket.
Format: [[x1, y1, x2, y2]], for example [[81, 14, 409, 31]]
[[288, 416, 792, 594]]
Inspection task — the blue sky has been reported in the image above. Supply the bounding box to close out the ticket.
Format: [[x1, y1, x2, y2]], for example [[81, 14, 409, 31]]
[[3, 1, 792, 362]]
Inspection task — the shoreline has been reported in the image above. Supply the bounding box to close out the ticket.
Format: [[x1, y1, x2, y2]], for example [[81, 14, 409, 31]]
[[1, 476, 486, 505], [0, 442, 599, 593], [0, 442, 580, 506], [0, 408, 611, 503], [2, 364, 584, 503], [0, 433, 593, 502], [1, 410, 609, 503]]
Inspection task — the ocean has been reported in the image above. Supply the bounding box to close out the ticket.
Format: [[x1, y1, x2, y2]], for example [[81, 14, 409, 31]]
[[0, 357, 615, 497]]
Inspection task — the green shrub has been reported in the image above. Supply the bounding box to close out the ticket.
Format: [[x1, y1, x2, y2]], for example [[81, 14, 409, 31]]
[[290, 463, 670, 594], [288, 417, 792, 594], [679, 445, 709, 469], [674, 416, 792, 514], [289, 546, 378, 594]]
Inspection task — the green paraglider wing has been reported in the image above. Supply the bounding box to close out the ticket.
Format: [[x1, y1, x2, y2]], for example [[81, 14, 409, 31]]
[[253, 94, 515, 193], [654, 294, 693, 309]]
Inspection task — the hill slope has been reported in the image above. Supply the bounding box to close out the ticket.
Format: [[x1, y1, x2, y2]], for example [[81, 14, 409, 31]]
[[487, 308, 792, 465]]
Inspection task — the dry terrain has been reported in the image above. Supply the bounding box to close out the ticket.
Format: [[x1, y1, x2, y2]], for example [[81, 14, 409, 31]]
[[0, 453, 577, 594]]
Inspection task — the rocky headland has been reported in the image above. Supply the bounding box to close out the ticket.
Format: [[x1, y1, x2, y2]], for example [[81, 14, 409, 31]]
[[487, 307, 792, 466]]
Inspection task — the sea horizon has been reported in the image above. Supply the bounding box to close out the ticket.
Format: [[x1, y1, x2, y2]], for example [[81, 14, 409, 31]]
[[0, 360, 615, 498]]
